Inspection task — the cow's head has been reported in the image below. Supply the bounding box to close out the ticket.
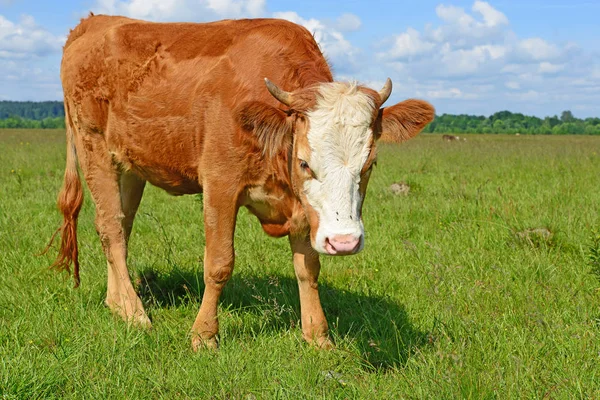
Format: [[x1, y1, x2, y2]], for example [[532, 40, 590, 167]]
[[237, 78, 434, 255]]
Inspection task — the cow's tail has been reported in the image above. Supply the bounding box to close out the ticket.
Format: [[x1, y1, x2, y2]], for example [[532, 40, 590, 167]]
[[44, 121, 84, 288]]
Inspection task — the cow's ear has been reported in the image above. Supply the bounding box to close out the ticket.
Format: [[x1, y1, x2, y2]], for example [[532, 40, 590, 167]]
[[374, 99, 435, 142], [236, 101, 293, 157]]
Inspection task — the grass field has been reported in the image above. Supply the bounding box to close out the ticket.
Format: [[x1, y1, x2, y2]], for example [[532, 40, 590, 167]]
[[1, 129, 599, 398]]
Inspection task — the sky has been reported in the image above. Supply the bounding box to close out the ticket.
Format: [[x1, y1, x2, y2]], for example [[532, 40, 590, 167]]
[[1, 0, 599, 117]]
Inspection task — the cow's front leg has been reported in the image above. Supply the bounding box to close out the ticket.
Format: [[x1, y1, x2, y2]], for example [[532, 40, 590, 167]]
[[289, 235, 333, 349], [191, 194, 237, 351]]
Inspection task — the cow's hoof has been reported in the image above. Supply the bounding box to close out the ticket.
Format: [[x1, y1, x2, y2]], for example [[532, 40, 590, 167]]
[[315, 337, 334, 350], [132, 313, 152, 330], [191, 335, 218, 352], [105, 298, 152, 329], [306, 335, 334, 350]]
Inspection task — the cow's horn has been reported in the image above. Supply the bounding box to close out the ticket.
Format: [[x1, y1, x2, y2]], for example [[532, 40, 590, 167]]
[[378, 78, 392, 105], [265, 78, 292, 106]]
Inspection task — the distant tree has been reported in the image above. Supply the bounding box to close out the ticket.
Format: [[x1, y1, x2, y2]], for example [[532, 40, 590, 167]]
[[585, 125, 600, 135], [561, 110, 575, 123], [544, 116, 561, 129], [490, 111, 513, 122], [585, 117, 600, 126], [492, 119, 506, 133]]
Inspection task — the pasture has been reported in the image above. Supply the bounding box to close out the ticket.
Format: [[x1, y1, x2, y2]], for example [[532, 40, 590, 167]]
[[1, 129, 599, 398]]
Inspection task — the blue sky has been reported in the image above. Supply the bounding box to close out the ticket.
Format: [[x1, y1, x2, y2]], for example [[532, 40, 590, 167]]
[[1, 0, 599, 117]]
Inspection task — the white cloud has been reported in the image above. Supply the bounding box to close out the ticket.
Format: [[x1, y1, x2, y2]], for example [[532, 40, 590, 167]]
[[93, 0, 266, 21], [0, 14, 64, 59], [379, 28, 435, 60], [427, 87, 473, 99], [436, 44, 507, 76], [206, 0, 265, 17], [472, 0, 509, 27], [0, 14, 64, 100], [334, 13, 361, 32], [273, 11, 360, 73], [538, 62, 565, 74], [379, 2, 516, 77], [428, 1, 508, 47], [0, 57, 62, 100], [508, 90, 540, 101], [515, 38, 562, 62], [374, 1, 600, 117]]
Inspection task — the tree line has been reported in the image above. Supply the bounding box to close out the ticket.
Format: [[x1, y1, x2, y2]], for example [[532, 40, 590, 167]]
[[0, 101, 64, 119], [0, 101, 65, 129], [0, 116, 65, 129], [422, 110, 600, 135], [1, 101, 599, 134]]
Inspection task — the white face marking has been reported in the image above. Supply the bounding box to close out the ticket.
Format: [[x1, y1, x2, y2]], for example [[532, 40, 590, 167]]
[[302, 82, 375, 253]]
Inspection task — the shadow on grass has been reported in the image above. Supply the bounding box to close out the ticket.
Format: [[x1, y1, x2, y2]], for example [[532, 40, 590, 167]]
[[136, 267, 429, 370]]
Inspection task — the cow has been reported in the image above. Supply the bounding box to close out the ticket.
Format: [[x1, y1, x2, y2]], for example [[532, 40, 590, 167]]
[[442, 134, 460, 141], [50, 14, 434, 350]]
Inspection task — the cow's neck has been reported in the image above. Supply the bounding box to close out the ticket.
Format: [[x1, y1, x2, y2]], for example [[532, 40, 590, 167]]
[[240, 147, 303, 238]]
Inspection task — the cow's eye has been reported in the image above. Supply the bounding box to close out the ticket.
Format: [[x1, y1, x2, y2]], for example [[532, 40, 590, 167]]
[[300, 160, 310, 170]]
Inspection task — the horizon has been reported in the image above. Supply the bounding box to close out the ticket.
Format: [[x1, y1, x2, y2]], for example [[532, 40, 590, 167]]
[[1, 1, 599, 118], [0, 99, 595, 120]]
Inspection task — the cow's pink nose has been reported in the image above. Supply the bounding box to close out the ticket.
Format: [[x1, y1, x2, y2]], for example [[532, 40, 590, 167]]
[[325, 234, 361, 255]]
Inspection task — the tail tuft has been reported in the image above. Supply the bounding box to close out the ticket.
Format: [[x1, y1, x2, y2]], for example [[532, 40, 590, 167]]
[[44, 126, 83, 288]]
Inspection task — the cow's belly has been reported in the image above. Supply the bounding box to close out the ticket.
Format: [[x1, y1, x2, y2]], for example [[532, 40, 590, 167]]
[[136, 166, 202, 195], [111, 146, 202, 196]]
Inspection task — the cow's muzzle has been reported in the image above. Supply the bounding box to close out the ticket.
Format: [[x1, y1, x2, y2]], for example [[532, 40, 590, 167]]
[[324, 234, 362, 255]]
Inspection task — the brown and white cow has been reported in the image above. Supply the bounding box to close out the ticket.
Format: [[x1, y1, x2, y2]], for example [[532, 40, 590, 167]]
[[51, 14, 434, 350]]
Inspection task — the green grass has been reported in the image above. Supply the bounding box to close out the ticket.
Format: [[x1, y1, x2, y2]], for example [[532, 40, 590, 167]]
[[1, 129, 599, 398]]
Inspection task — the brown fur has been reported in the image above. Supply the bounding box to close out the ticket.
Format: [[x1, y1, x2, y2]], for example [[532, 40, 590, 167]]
[[236, 101, 293, 158], [52, 15, 434, 347], [375, 99, 436, 142]]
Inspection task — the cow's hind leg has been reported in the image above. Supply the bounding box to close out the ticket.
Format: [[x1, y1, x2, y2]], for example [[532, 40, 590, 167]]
[[74, 131, 150, 328], [104, 171, 149, 327], [120, 172, 146, 246], [191, 189, 237, 350]]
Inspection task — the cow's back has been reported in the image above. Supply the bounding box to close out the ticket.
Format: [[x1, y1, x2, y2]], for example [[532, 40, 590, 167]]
[[61, 15, 332, 193]]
